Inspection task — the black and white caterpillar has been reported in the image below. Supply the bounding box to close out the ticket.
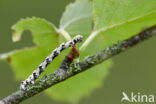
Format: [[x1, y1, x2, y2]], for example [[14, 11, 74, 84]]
[[20, 35, 83, 90]]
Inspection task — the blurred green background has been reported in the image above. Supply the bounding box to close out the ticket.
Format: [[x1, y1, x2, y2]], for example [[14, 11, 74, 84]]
[[0, 0, 156, 104]]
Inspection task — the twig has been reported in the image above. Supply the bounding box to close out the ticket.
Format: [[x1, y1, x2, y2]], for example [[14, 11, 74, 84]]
[[0, 26, 156, 104]]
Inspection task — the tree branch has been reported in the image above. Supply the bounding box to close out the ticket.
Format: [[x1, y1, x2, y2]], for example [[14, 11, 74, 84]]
[[0, 26, 156, 104]]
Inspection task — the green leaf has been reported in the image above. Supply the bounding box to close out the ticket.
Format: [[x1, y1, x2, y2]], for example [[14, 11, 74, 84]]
[[1, 17, 60, 80], [80, 0, 156, 50], [94, 0, 156, 30], [99, 13, 156, 48], [59, 0, 93, 35], [12, 17, 57, 47]]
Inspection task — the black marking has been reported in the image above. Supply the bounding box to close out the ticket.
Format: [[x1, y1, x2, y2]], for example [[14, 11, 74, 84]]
[[33, 72, 37, 80], [45, 58, 50, 67], [53, 51, 58, 58], [39, 65, 42, 70], [74, 39, 77, 43], [70, 41, 73, 46], [26, 80, 29, 85]]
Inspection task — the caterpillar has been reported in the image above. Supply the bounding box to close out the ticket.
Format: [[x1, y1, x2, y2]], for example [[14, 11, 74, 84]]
[[20, 35, 83, 90]]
